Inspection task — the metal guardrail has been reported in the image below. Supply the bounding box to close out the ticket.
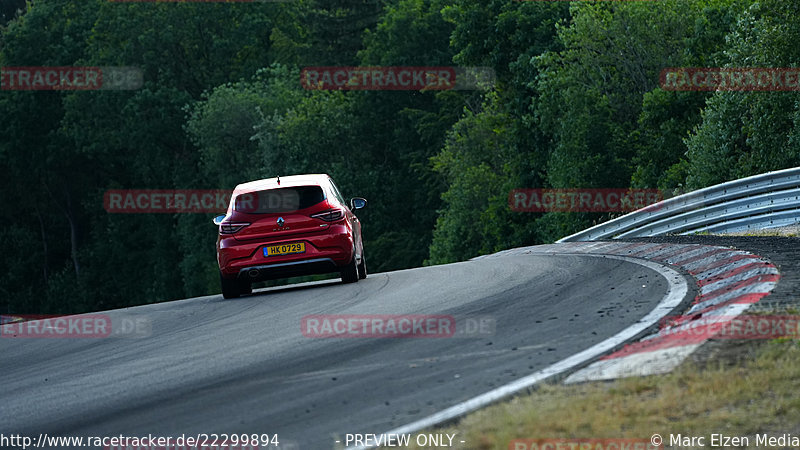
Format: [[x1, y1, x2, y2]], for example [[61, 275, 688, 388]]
[[558, 167, 800, 242]]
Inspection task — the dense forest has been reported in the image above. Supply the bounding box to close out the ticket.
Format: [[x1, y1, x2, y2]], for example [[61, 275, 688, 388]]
[[1, 0, 798, 314]]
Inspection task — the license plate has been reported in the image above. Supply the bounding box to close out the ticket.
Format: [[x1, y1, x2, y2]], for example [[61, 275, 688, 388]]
[[264, 242, 306, 257]]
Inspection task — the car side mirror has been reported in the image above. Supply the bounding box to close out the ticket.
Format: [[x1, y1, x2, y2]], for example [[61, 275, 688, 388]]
[[350, 197, 367, 210], [213, 214, 226, 226]]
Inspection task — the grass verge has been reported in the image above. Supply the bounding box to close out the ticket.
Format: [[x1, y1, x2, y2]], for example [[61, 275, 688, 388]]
[[710, 226, 800, 237], [388, 340, 800, 449]]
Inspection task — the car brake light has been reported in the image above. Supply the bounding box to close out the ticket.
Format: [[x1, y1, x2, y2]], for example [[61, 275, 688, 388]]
[[311, 209, 344, 222], [219, 222, 250, 234]]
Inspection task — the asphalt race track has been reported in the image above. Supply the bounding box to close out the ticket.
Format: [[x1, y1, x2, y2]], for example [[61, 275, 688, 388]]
[[1, 254, 677, 449]]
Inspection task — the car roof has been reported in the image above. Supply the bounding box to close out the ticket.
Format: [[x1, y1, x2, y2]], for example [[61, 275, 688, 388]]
[[232, 174, 331, 194]]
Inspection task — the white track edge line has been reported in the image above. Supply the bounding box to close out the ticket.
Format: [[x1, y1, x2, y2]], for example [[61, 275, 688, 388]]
[[346, 252, 689, 450]]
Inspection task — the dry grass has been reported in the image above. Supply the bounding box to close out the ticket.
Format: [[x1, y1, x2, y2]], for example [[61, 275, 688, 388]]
[[711, 226, 800, 237], [387, 340, 800, 449]]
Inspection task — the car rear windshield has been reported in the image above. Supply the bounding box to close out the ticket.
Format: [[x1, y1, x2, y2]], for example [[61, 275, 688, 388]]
[[234, 185, 326, 214]]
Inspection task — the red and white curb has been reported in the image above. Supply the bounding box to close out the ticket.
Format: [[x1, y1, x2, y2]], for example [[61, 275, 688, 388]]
[[348, 241, 778, 449], [350, 243, 694, 449], [489, 241, 779, 382]]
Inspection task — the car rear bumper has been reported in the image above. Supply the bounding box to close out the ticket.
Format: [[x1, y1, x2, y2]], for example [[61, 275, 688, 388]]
[[217, 225, 354, 279], [236, 258, 339, 282]]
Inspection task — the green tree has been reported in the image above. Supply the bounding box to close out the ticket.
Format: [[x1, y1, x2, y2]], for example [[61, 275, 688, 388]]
[[685, 0, 800, 188]]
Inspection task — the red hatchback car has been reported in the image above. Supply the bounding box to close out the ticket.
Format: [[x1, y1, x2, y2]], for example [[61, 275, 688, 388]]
[[213, 174, 367, 299]]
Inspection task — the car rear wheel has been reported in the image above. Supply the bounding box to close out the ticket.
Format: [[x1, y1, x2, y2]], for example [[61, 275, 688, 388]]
[[220, 273, 240, 299], [340, 254, 359, 283], [357, 254, 367, 279]]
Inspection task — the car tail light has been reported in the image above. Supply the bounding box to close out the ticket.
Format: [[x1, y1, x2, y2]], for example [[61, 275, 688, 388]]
[[219, 222, 250, 234], [311, 209, 344, 222]]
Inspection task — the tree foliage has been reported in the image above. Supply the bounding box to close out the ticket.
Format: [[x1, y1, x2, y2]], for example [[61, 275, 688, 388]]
[[2, 0, 798, 314]]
